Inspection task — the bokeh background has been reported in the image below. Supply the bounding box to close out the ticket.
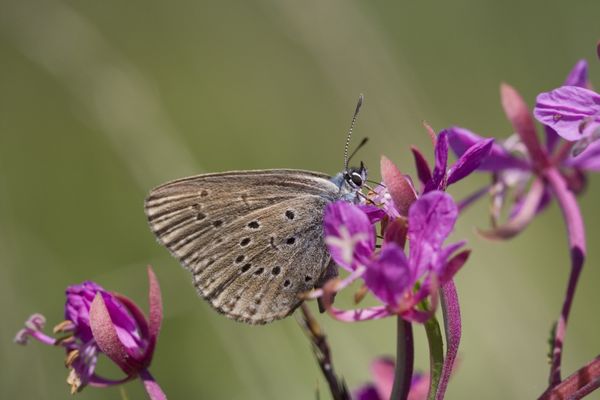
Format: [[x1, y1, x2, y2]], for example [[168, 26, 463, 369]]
[[1, 1, 600, 399]]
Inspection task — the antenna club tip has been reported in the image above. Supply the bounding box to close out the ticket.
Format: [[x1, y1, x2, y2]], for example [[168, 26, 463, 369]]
[[354, 94, 364, 116]]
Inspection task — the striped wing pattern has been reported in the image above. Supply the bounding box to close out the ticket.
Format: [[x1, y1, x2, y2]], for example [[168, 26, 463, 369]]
[[145, 170, 341, 324]]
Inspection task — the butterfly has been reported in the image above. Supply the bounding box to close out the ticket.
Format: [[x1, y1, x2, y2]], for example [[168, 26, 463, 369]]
[[144, 95, 368, 324]]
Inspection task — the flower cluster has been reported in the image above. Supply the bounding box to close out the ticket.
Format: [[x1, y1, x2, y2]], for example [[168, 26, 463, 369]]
[[318, 129, 491, 324], [446, 60, 595, 239], [305, 129, 492, 399], [15, 267, 165, 399], [438, 58, 600, 390], [307, 49, 600, 400], [15, 44, 600, 400], [323, 190, 463, 322]]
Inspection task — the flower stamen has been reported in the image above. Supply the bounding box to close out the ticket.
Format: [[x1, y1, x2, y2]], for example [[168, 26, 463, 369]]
[[53, 320, 75, 334], [65, 349, 80, 368]]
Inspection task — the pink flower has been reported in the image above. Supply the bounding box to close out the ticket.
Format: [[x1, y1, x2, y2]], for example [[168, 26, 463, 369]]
[[444, 58, 590, 386], [15, 266, 166, 399], [354, 358, 430, 400], [321, 191, 468, 324], [446, 60, 594, 238]]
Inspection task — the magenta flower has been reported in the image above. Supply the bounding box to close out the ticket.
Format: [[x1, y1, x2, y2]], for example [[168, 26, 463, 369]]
[[370, 131, 493, 221], [447, 60, 592, 237], [534, 86, 600, 143], [321, 190, 468, 324], [364, 191, 465, 320], [323, 201, 376, 272], [354, 358, 429, 400], [444, 59, 590, 388], [419, 129, 494, 193], [14, 266, 166, 399], [314, 153, 471, 400]]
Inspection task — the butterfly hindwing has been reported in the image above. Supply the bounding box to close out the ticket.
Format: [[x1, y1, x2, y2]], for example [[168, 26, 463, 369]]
[[145, 170, 341, 324]]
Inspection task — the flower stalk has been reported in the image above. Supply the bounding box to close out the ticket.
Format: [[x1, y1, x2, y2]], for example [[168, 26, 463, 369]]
[[538, 354, 600, 400], [390, 317, 414, 400], [298, 303, 350, 400], [424, 315, 444, 400], [543, 167, 586, 386], [446, 59, 598, 392]]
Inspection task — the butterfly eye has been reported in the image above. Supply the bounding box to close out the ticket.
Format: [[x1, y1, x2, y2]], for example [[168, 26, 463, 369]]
[[350, 172, 363, 187]]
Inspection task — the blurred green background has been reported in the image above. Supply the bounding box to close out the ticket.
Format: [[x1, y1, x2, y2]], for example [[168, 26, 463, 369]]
[[1, 0, 599, 399]]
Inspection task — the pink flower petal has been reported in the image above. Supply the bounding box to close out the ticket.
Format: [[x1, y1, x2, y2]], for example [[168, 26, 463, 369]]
[[383, 217, 408, 249], [501, 83, 549, 168], [478, 178, 546, 240], [305, 266, 366, 300], [88, 374, 133, 388], [380, 156, 417, 216], [424, 131, 449, 192], [564, 60, 588, 87], [423, 121, 437, 146], [410, 146, 432, 186], [323, 202, 375, 271], [446, 139, 494, 185], [359, 204, 387, 223], [354, 385, 379, 400], [438, 250, 470, 284], [408, 373, 430, 400], [565, 139, 600, 171], [436, 281, 461, 400], [317, 281, 392, 323], [147, 266, 162, 341], [114, 294, 151, 363], [447, 126, 530, 171], [535, 86, 600, 142], [365, 244, 413, 307], [328, 305, 391, 323], [139, 369, 167, 400], [370, 358, 395, 400], [89, 294, 140, 375], [401, 308, 436, 324], [408, 191, 458, 277]]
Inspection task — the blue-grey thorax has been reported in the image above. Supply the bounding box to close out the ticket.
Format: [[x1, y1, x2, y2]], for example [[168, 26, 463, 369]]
[[329, 172, 362, 204]]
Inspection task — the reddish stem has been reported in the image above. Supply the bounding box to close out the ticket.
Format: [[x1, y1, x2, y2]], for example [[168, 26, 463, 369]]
[[538, 355, 600, 400], [543, 167, 586, 387]]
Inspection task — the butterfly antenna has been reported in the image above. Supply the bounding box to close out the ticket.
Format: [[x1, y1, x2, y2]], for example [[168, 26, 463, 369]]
[[344, 94, 364, 170], [347, 137, 369, 165]]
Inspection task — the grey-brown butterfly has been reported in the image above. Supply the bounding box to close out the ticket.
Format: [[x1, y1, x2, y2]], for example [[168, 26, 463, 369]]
[[144, 95, 368, 324]]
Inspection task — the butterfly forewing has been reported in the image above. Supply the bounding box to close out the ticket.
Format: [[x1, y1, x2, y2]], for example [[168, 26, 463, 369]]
[[145, 170, 341, 324]]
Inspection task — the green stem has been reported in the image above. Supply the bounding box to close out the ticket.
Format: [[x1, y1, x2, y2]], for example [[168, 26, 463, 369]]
[[424, 315, 444, 400]]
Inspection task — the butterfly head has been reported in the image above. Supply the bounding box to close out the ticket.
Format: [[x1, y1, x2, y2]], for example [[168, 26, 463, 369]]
[[343, 161, 367, 190]]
